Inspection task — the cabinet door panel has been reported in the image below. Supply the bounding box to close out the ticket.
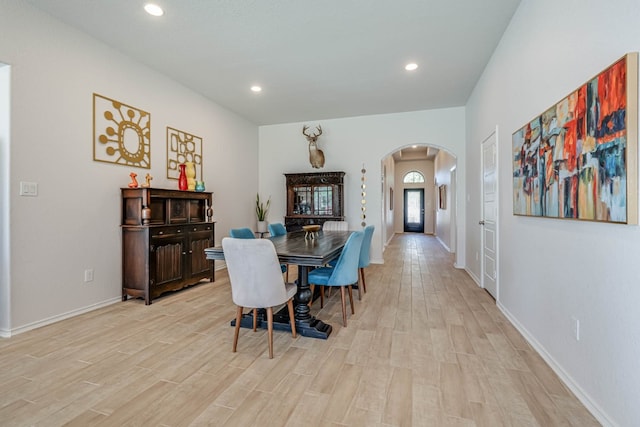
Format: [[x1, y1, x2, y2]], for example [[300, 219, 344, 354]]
[[169, 199, 188, 224], [150, 236, 185, 286], [189, 231, 213, 277]]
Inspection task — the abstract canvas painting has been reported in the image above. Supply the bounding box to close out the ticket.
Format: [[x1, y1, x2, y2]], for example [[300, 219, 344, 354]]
[[512, 53, 638, 224]]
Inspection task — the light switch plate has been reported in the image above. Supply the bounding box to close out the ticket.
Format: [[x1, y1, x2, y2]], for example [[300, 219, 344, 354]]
[[19, 181, 38, 196]]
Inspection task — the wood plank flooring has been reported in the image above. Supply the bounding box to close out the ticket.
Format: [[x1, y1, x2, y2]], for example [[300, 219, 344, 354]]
[[0, 234, 600, 426]]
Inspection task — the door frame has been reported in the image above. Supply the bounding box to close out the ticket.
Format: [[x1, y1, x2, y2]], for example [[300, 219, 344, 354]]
[[0, 64, 10, 336]]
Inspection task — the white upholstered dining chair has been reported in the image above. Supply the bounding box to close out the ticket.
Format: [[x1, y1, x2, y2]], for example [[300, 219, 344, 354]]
[[222, 237, 297, 358], [322, 220, 348, 231]]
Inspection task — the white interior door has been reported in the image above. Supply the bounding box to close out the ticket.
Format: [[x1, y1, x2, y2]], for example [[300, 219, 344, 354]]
[[481, 130, 498, 299], [450, 166, 456, 253]]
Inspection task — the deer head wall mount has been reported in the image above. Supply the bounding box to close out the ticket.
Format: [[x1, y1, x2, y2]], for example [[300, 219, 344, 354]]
[[302, 125, 325, 169]]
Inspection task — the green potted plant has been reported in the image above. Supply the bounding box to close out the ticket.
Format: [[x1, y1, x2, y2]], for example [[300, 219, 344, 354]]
[[255, 193, 270, 232]]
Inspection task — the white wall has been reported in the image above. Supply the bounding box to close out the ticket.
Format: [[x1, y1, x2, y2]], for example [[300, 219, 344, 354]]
[[465, 0, 640, 425], [393, 160, 435, 234], [434, 150, 457, 251], [258, 108, 466, 265], [0, 1, 258, 334]]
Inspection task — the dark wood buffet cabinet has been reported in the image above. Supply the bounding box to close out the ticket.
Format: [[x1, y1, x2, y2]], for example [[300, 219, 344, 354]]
[[121, 188, 215, 305]]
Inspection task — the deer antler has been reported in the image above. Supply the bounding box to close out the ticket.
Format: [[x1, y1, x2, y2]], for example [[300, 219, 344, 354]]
[[302, 125, 322, 141]]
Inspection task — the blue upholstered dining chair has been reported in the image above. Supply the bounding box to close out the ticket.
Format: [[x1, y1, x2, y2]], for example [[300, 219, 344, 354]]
[[357, 225, 375, 295], [268, 222, 287, 236], [229, 227, 255, 239], [267, 222, 290, 279], [327, 225, 374, 301], [222, 237, 297, 359], [308, 230, 364, 327]]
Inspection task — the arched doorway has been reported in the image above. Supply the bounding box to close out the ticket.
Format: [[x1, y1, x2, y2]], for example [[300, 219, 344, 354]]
[[381, 144, 458, 259]]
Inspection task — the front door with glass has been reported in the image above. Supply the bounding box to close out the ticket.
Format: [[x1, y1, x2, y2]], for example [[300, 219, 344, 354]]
[[404, 189, 424, 232]]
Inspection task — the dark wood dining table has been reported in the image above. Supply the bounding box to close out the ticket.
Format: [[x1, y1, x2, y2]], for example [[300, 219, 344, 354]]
[[204, 230, 351, 339]]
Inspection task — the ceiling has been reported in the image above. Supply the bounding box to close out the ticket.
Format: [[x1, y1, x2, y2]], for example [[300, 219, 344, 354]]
[[392, 145, 438, 163], [26, 0, 521, 126]]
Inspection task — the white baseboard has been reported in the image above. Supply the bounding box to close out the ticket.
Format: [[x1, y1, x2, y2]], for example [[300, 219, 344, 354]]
[[1, 296, 121, 338], [435, 236, 451, 252], [465, 267, 481, 287], [498, 302, 617, 427]]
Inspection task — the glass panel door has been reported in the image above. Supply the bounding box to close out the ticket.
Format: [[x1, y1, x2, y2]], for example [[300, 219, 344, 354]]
[[313, 185, 333, 215], [404, 189, 424, 232], [293, 186, 312, 214]]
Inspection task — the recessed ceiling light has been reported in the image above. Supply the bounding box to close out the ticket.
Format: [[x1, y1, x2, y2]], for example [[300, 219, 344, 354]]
[[412, 145, 418, 148], [144, 3, 164, 17], [251, 86, 262, 93], [405, 63, 418, 71]]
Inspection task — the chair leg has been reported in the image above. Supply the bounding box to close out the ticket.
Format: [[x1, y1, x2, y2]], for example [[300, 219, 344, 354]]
[[252, 308, 258, 331], [320, 286, 325, 308], [285, 264, 289, 282], [339, 286, 347, 327], [347, 285, 355, 314], [267, 307, 274, 359], [360, 268, 367, 293], [286, 299, 297, 338], [233, 306, 243, 353]]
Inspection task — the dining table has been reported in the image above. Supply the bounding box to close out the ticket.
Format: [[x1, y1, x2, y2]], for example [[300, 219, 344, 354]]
[[204, 230, 352, 339]]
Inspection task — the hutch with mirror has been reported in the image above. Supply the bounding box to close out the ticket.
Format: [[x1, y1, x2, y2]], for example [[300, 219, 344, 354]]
[[284, 171, 345, 231]]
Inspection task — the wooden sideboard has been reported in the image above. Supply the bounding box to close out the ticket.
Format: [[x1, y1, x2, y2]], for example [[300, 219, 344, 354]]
[[121, 188, 215, 305]]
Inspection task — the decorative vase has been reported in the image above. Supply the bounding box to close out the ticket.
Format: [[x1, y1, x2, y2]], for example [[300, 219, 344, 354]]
[[128, 172, 138, 188], [185, 161, 196, 191], [178, 164, 188, 191], [195, 181, 205, 192], [257, 221, 268, 233], [141, 206, 151, 225]]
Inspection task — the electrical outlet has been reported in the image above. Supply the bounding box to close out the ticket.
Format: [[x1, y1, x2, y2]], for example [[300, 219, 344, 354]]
[[571, 316, 580, 341], [84, 269, 94, 283]]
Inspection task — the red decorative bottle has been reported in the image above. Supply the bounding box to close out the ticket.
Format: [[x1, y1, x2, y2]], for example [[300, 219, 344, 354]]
[[178, 164, 188, 191]]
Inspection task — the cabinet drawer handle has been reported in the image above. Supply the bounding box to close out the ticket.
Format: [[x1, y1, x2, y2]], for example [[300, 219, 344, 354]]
[[182, 252, 186, 255], [178, 229, 182, 233], [158, 231, 163, 235], [193, 227, 197, 231]]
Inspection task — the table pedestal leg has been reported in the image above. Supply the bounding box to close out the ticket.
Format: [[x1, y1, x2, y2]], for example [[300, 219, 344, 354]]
[[291, 265, 332, 339], [230, 265, 332, 339]]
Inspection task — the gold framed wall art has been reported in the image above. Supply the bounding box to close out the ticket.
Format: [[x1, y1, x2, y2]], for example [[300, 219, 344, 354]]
[[166, 127, 203, 180], [93, 93, 151, 169]]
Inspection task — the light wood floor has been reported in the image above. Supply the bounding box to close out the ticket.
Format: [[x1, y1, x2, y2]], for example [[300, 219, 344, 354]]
[[0, 234, 599, 426]]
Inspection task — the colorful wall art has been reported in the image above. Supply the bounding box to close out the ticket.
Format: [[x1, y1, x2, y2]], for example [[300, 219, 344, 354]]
[[512, 53, 638, 224], [166, 127, 203, 180], [93, 93, 151, 168]]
